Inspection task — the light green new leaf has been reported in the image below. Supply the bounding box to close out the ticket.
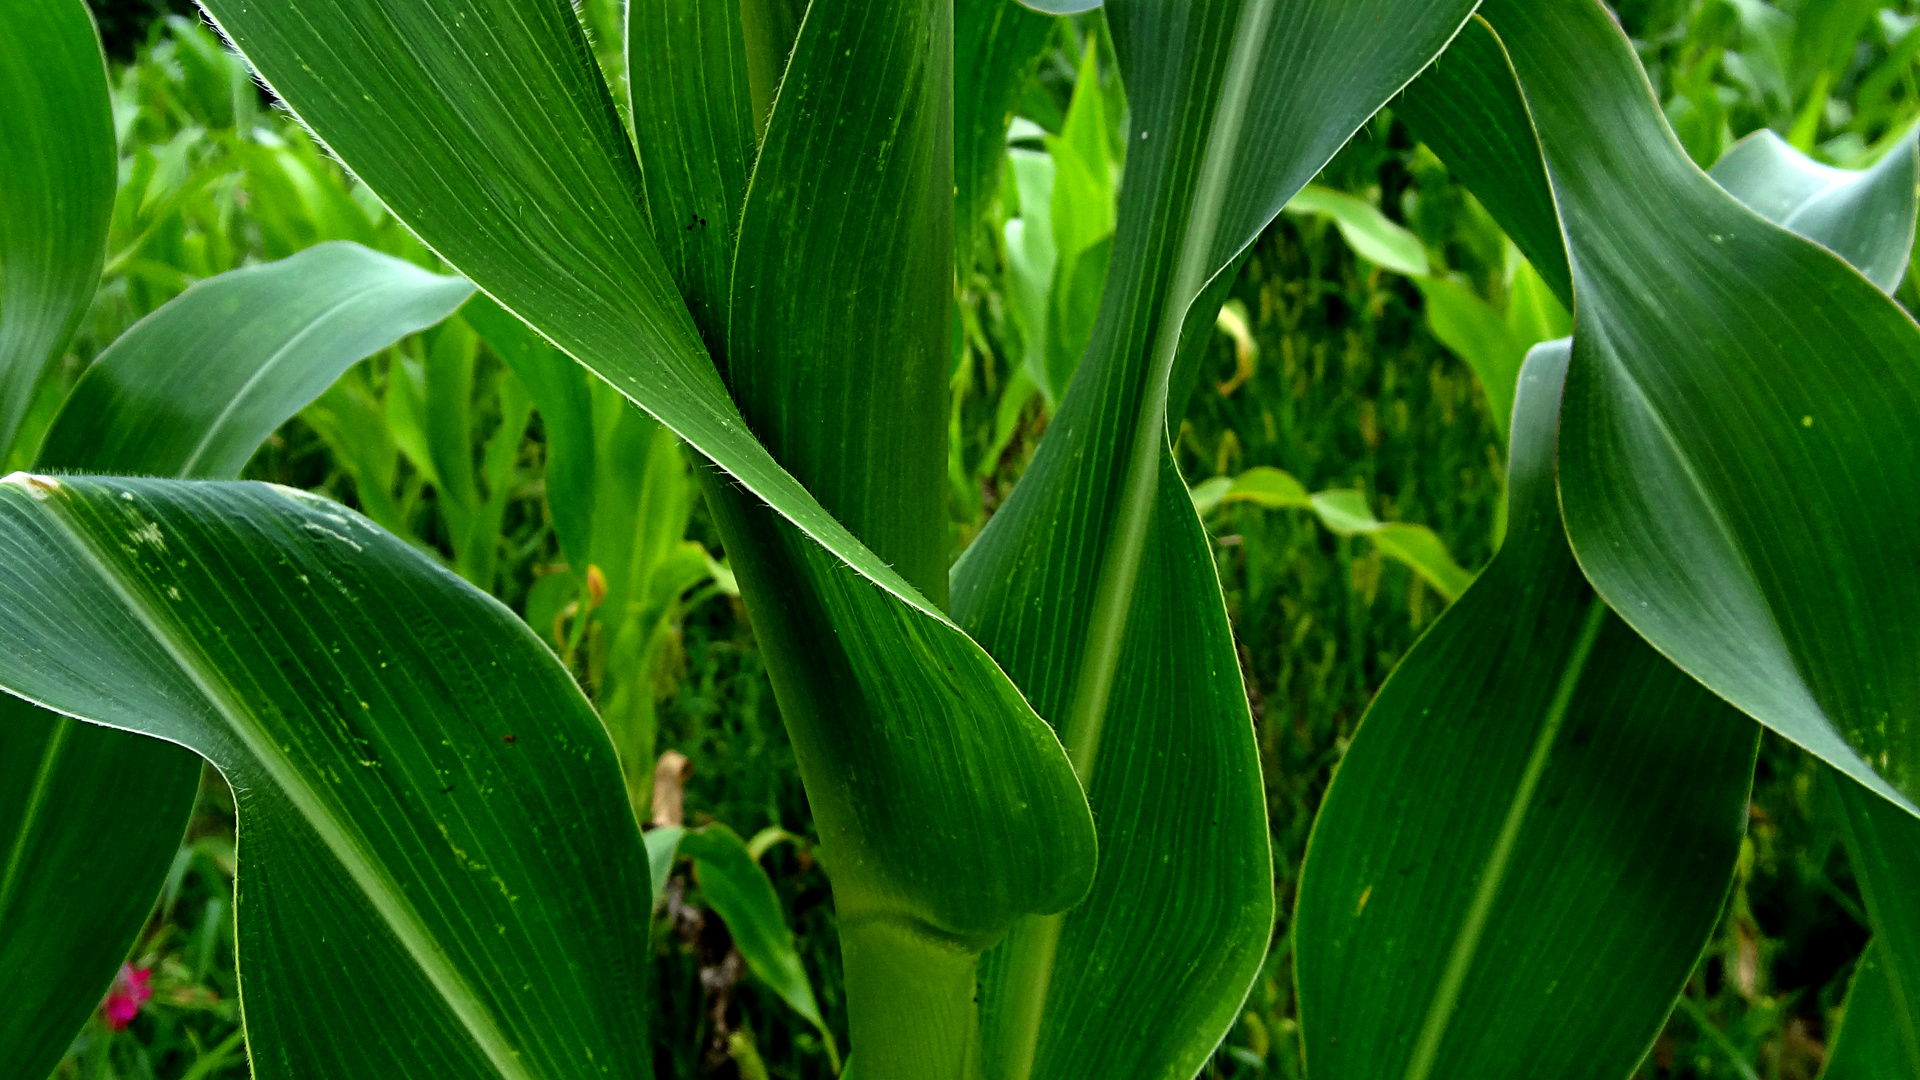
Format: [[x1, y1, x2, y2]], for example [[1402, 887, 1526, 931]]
[[39, 242, 473, 479], [680, 824, 842, 1071], [1005, 149, 1062, 400], [0, 0, 115, 462], [1708, 125, 1920, 293], [956, 0, 1055, 271], [0, 477, 656, 1080], [1284, 184, 1430, 277], [464, 295, 595, 575], [952, 3, 1478, 1078], [1193, 468, 1475, 601], [1295, 341, 1758, 1080], [1412, 275, 1526, 442], [195, 16, 1098, 1067]]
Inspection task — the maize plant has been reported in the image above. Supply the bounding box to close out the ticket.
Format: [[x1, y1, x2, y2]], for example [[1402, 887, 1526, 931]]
[[2, 0, 1918, 1077]]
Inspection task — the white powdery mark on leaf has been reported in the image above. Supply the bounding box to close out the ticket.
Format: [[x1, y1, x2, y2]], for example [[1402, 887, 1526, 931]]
[[303, 521, 364, 552], [1, 472, 62, 500]]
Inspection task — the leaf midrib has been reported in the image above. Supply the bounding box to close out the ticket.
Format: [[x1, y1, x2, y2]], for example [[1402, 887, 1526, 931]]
[[34, 485, 540, 1080], [1057, 0, 1278, 780], [1400, 595, 1608, 1080], [177, 277, 395, 477], [0, 713, 75, 926]]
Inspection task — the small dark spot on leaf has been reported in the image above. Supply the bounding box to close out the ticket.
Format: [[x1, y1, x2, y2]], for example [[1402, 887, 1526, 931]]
[[502, 734, 517, 744]]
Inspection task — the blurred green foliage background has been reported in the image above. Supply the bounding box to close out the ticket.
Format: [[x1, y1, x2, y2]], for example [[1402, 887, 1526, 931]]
[[51, 2, 1920, 1078]]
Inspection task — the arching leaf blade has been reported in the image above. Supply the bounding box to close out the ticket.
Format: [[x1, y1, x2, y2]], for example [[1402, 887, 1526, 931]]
[[3, 240, 471, 1075], [1481, 0, 1920, 819], [40, 242, 473, 480], [196, 2, 1099, 1023], [0, 476, 656, 1080], [952, 3, 1478, 1078], [1295, 341, 1757, 1080]]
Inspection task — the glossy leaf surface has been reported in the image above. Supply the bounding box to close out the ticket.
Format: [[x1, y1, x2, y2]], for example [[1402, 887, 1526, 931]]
[[196, 1, 1098, 1022], [0, 0, 115, 460], [1483, 0, 1920, 821], [1707, 126, 1919, 293], [0, 476, 655, 1080], [1295, 341, 1757, 1080], [6, 241, 470, 1074], [40, 242, 472, 479], [952, 2, 1478, 1077]]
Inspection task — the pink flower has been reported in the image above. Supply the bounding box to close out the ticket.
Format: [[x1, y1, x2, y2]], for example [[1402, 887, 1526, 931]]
[[103, 964, 152, 1030]]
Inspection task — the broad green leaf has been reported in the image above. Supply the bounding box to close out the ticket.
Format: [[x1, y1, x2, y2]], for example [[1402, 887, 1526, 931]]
[[38, 242, 473, 479], [680, 824, 842, 1072], [0, 476, 656, 1080], [1296, 340, 1758, 1080], [1822, 941, 1920, 1080], [1397, 17, 1572, 309], [0, 0, 115, 461], [956, 0, 1055, 271], [196, 20, 1098, 1076], [1285, 184, 1431, 277], [0, 693, 198, 1080], [1004, 150, 1062, 400], [952, 3, 1478, 1078], [5, 240, 470, 1077], [1413, 275, 1526, 442], [1469, 0, 1920, 1059], [1481, 0, 1920, 819], [1708, 125, 1920, 293]]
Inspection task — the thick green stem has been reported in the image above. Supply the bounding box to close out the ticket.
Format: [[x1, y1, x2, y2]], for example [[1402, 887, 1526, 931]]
[[840, 915, 983, 1080], [980, 913, 1063, 1080]]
